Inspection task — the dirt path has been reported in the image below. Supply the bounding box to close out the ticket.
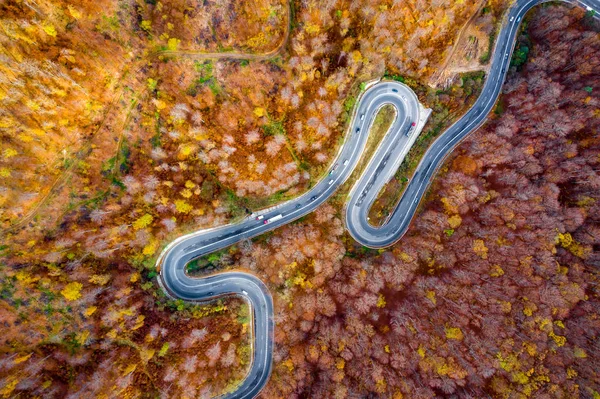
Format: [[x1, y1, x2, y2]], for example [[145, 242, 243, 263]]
[[0, 74, 144, 237], [149, 0, 292, 61], [429, 0, 486, 87], [1, 1, 293, 237]]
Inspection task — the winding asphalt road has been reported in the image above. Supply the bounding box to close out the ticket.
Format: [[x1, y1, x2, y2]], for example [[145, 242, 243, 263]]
[[157, 0, 600, 397], [345, 84, 430, 245], [156, 80, 421, 398], [347, 0, 600, 247]]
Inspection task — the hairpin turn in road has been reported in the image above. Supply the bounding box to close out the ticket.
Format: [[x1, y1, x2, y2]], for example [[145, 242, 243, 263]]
[[157, 1, 600, 397]]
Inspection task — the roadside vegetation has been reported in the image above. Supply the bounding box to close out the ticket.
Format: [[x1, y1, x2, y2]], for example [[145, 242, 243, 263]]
[[186, 247, 238, 277], [334, 104, 397, 202], [7, 0, 600, 398], [367, 70, 487, 226], [511, 16, 532, 69]]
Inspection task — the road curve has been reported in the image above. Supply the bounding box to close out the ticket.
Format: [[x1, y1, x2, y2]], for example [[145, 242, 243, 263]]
[[344, 83, 430, 245], [156, 80, 421, 399], [157, 0, 600, 397], [347, 0, 600, 248], [149, 1, 291, 61]]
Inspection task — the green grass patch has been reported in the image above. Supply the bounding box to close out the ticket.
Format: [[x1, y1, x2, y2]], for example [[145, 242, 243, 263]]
[[262, 119, 286, 136], [511, 44, 530, 68], [186, 60, 222, 97], [494, 95, 505, 116], [185, 248, 233, 275], [383, 72, 405, 83], [237, 302, 250, 324], [510, 16, 531, 69], [344, 95, 356, 113]]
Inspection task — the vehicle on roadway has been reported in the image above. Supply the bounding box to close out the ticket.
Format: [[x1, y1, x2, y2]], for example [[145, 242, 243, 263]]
[[328, 179, 334, 185], [263, 214, 283, 224], [295, 203, 302, 209], [406, 122, 416, 136], [343, 159, 349, 166], [356, 127, 360, 133], [360, 113, 365, 121], [510, 16, 514, 21], [392, 88, 398, 92], [157, 1, 600, 397], [255, 215, 264, 221]]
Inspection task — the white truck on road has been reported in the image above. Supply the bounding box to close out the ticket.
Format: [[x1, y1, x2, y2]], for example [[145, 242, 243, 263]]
[[263, 214, 283, 224]]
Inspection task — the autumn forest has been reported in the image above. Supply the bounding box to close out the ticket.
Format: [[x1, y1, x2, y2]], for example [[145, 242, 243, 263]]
[[0, 0, 599, 398]]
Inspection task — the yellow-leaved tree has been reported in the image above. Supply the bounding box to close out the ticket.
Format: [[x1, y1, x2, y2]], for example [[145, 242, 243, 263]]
[[61, 282, 83, 301]]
